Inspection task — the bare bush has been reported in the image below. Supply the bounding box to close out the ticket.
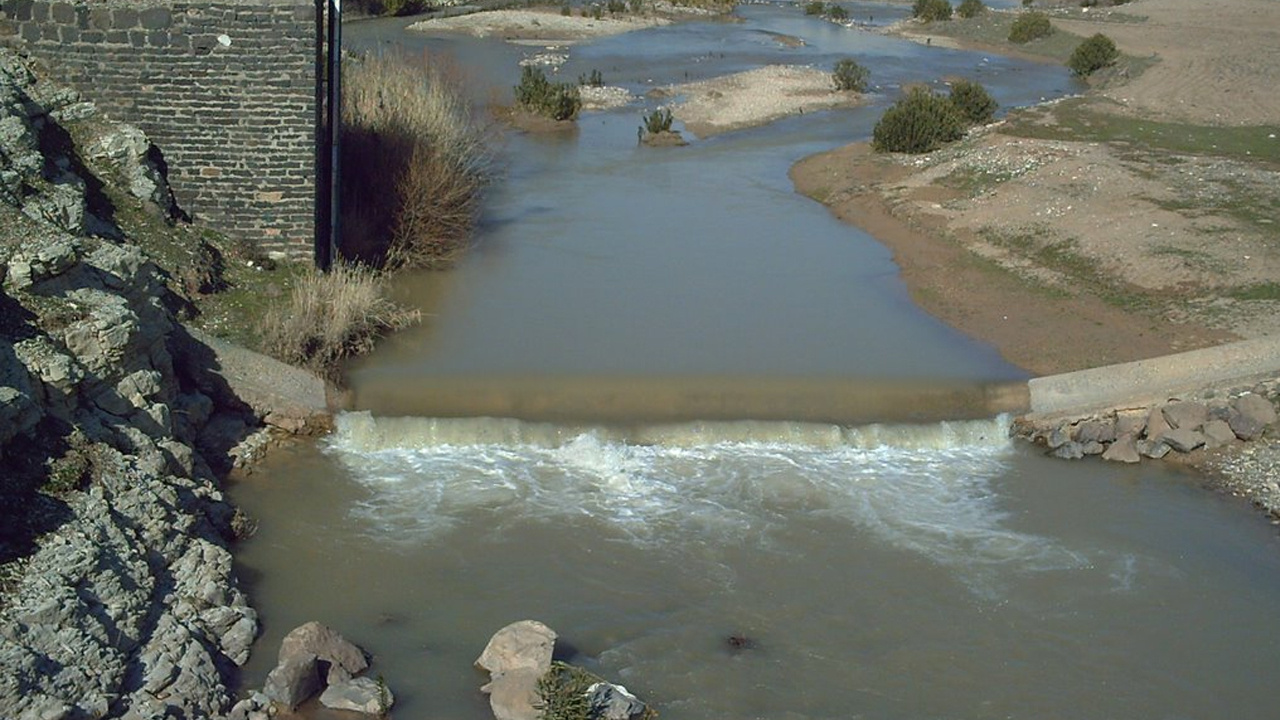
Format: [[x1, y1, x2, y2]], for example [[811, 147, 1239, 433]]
[[341, 52, 490, 269], [262, 263, 419, 380]]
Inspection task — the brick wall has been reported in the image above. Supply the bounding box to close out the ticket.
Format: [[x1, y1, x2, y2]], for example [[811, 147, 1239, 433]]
[[0, 0, 321, 259]]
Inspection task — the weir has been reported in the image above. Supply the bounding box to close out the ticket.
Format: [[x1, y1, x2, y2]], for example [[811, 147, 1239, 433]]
[[348, 374, 1030, 425]]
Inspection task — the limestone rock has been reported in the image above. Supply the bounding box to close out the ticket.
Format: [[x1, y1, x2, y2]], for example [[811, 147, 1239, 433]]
[[1162, 401, 1208, 431], [1138, 438, 1171, 459], [1163, 427, 1205, 453], [1228, 393, 1277, 441], [1114, 410, 1147, 438], [476, 620, 557, 676], [263, 651, 322, 711], [278, 621, 369, 684], [1050, 441, 1084, 460], [1202, 419, 1237, 449], [1102, 434, 1141, 463], [482, 667, 545, 720], [1145, 406, 1171, 441], [320, 676, 394, 715], [1074, 419, 1115, 445]]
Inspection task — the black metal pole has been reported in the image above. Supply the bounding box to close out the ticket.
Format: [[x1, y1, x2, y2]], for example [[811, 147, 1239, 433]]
[[314, 0, 329, 270], [327, 0, 343, 267]]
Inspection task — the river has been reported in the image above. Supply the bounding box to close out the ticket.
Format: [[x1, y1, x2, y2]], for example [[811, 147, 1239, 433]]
[[229, 3, 1280, 718]]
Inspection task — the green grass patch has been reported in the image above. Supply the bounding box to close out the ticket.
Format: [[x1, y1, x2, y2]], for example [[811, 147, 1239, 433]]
[[1229, 282, 1280, 301], [1004, 98, 1280, 164], [979, 225, 1154, 311], [937, 166, 1017, 196]]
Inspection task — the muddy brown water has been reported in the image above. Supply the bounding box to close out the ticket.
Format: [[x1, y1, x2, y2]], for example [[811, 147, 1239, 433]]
[[230, 4, 1280, 718]]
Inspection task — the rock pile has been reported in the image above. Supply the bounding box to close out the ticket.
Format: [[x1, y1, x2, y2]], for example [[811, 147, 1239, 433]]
[[1014, 383, 1279, 463], [0, 47, 271, 719], [225, 621, 393, 718], [476, 620, 654, 720]]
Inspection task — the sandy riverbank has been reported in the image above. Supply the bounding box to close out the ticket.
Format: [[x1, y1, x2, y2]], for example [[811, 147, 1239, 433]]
[[408, 7, 674, 43], [792, 0, 1280, 377], [663, 65, 861, 137]]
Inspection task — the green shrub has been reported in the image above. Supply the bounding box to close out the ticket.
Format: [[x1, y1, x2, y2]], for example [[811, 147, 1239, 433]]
[[826, 4, 848, 20], [948, 79, 997, 124], [1068, 33, 1119, 76], [1008, 11, 1052, 43], [912, 0, 952, 22], [872, 86, 966, 154], [641, 107, 674, 135], [515, 66, 582, 121], [804, 0, 825, 14], [342, 53, 490, 269], [263, 263, 419, 380], [607, 0, 626, 12], [579, 69, 604, 87], [561, 3, 571, 14], [832, 58, 869, 92], [956, 0, 985, 18]]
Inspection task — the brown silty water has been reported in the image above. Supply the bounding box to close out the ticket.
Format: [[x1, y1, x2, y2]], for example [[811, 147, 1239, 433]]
[[231, 5, 1280, 719]]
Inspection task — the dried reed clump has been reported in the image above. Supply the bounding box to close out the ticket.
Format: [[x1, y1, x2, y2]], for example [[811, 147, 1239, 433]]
[[341, 52, 490, 270], [262, 263, 419, 380]]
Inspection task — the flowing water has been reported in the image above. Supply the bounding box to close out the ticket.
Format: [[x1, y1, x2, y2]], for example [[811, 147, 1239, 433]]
[[230, 4, 1280, 718]]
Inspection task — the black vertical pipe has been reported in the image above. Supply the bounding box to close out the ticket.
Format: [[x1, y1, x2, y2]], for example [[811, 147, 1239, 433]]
[[327, 0, 342, 266], [314, 0, 329, 270]]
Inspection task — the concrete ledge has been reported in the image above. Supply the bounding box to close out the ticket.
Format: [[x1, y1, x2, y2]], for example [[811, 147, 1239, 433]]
[[186, 326, 333, 434], [1028, 336, 1280, 417]]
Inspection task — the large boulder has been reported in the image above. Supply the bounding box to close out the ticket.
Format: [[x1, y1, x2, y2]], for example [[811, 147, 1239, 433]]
[[262, 651, 322, 711], [1228, 393, 1276, 441], [278, 621, 369, 684], [588, 682, 652, 720], [477, 621, 558, 720], [320, 676, 394, 715], [476, 620, 557, 676]]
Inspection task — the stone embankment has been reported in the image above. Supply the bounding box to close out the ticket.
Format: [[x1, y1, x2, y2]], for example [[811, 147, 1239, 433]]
[[0, 48, 327, 719], [1013, 337, 1280, 515]]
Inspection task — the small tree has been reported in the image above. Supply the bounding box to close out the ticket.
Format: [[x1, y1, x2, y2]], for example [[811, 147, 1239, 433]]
[[641, 107, 674, 135], [825, 3, 849, 21], [872, 86, 966, 154], [912, 0, 952, 22], [1008, 11, 1052, 43], [804, 0, 825, 14], [949, 79, 997, 124], [1068, 33, 1119, 76], [956, 0, 985, 18], [832, 58, 869, 92]]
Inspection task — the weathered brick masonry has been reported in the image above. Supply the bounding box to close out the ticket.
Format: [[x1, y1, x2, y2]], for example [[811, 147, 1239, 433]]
[[0, 0, 320, 257]]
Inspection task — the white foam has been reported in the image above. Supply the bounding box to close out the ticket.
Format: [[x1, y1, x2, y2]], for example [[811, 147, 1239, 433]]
[[325, 412, 1088, 589]]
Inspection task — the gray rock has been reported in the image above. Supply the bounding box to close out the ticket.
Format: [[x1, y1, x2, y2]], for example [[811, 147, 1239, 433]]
[[1162, 401, 1208, 431], [1145, 406, 1171, 441], [1228, 393, 1277, 441], [588, 682, 650, 720], [1163, 427, 1206, 453], [1080, 440, 1106, 456], [278, 621, 368, 685], [1050, 441, 1084, 460], [482, 667, 544, 720], [1203, 419, 1236, 448], [1138, 438, 1171, 459], [1074, 419, 1115, 444], [320, 676, 394, 715], [1102, 434, 1141, 464], [476, 620, 557, 676], [1046, 424, 1072, 450], [263, 651, 321, 711]]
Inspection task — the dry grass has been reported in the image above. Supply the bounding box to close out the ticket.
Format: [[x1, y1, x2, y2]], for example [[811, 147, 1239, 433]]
[[262, 263, 419, 380], [341, 52, 490, 269]]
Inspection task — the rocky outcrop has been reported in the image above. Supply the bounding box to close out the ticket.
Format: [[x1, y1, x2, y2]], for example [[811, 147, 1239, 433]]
[[1015, 382, 1279, 464], [0, 48, 270, 720], [476, 621, 654, 720], [250, 622, 391, 716]]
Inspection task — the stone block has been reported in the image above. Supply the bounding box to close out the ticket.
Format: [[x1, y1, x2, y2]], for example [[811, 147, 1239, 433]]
[[138, 7, 170, 30], [1163, 427, 1205, 453], [49, 1, 70, 24], [1203, 419, 1236, 448], [111, 7, 136, 28], [1102, 434, 1141, 464]]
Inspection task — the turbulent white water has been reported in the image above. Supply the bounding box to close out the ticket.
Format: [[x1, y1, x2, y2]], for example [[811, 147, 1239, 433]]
[[328, 412, 1090, 594]]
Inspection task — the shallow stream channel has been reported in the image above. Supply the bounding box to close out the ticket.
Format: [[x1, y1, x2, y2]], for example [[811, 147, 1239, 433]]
[[231, 3, 1280, 718]]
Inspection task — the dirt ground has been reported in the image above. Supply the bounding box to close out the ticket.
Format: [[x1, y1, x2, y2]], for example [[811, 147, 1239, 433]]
[[794, 0, 1280, 376]]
